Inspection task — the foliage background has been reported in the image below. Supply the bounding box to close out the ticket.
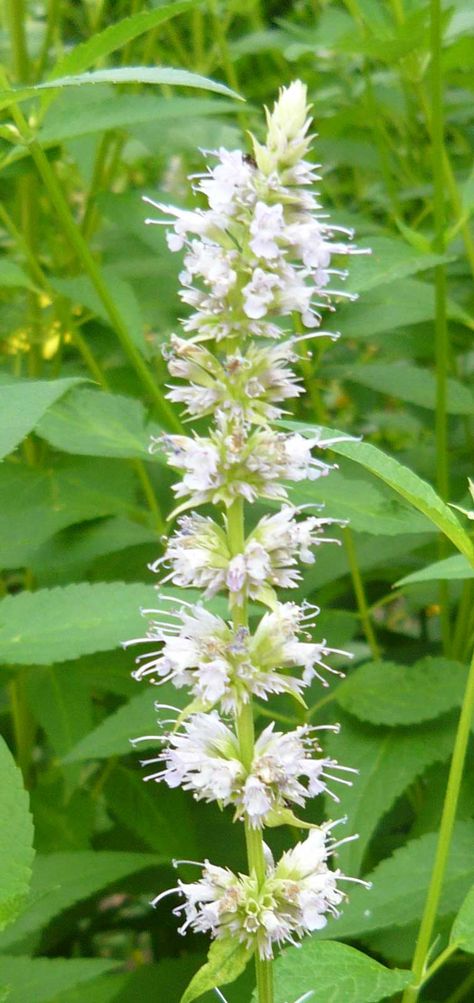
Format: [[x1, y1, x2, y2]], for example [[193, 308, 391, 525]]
[[0, 1, 474, 1001]]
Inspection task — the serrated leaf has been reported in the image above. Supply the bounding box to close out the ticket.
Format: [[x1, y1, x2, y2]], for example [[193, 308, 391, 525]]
[[0, 377, 85, 460], [0, 956, 117, 1003], [396, 554, 474, 586], [450, 884, 474, 952], [279, 421, 474, 563], [0, 738, 35, 932], [36, 386, 163, 460], [180, 937, 253, 1003], [336, 658, 467, 725], [0, 458, 137, 570], [255, 940, 410, 1003], [318, 821, 474, 940], [0, 582, 158, 665], [324, 712, 457, 874], [333, 361, 474, 415], [0, 851, 162, 951], [0, 67, 239, 113], [49, 2, 195, 79], [64, 684, 189, 762]]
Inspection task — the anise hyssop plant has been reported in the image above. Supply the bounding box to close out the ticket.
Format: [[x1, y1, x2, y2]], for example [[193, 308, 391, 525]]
[[126, 81, 369, 1003]]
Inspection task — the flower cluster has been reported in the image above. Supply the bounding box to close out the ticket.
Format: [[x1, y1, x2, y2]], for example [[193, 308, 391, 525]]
[[129, 80, 368, 989]]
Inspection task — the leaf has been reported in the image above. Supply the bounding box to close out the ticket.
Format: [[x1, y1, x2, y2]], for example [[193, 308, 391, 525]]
[[36, 386, 162, 460], [333, 361, 474, 415], [0, 377, 85, 460], [334, 277, 472, 341], [318, 821, 474, 940], [0, 738, 35, 932], [0, 851, 162, 951], [0, 457, 137, 570], [335, 657, 467, 726], [64, 684, 189, 763], [50, 272, 148, 355], [323, 711, 457, 874], [292, 466, 432, 536], [0, 67, 240, 112], [345, 235, 455, 294], [257, 940, 410, 1003], [25, 666, 93, 758], [38, 93, 236, 146], [103, 766, 198, 858], [49, 2, 195, 79], [451, 885, 474, 953], [279, 421, 474, 563], [0, 260, 35, 289], [396, 554, 474, 586], [180, 937, 253, 1003], [0, 957, 117, 1003], [31, 517, 158, 588], [0, 582, 158, 665]]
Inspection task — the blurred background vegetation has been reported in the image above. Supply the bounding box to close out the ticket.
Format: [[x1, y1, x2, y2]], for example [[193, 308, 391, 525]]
[[0, 1, 473, 1001]]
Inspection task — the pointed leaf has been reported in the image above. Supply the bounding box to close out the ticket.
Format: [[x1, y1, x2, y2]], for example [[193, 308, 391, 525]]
[[257, 940, 411, 1003], [180, 937, 253, 1003], [36, 387, 163, 460], [0, 957, 117, 1003], [396, 554, 474, 586], [451, 885, 474, 953], [0, 377, 85, 460]]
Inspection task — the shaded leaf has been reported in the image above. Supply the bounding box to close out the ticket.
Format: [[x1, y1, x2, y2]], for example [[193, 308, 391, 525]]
[[318, 821, 474, 939], [333, 361, 474, 415], [103, 765, 198, 858], [0, 738, 35, 932], [336, 657, 467, 725], [0, 582, 157, 665], [50, 271, 148, 355], [258, 940, 410, 1003], [0, 851, 162, 951], [345, 235, 454, 294], [280, 421, 474, 563], [396, 554, 474, 586], [324, 711, 457, 874], [0, 956, 117, 1003]]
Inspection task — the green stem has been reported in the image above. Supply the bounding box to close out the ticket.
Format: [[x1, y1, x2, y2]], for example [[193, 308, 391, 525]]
[[430, 0, 451, 654], [401, 643, 474, 1002], [10, 104, 180, 432], [226, 498, 273, 1003], [343, 528, 381, 661], [6, 0, 29, 81]]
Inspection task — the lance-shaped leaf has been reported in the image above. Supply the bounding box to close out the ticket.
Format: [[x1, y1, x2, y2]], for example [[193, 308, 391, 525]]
[[180, 937, 253, 1003]]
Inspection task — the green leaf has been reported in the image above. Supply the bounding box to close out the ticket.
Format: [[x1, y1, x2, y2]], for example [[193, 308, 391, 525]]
[[332, 361, 474, 415], [0, 957, 117, 1003], [25, 666, 93, 758], [0, 582, 158, 665], [0, 377, 85, 460], [49, 2, 195, 79], [336, 657, 467, 725], [0, 851, 162, 951], [0, 67, 240, 113], [36, 387, 162, 460], [50, 271, 148, 355], [292, 466, 432, 536], [64, 683, 189, 762], [258, 940, 410, 1003], [103, 766, 198, 857], [0, 738, 35, 932], [180, 937, 253, 1003], [396, 554, 474, 586], [0, 457, 137, 570], [345, 235, 455, 294], [451, 885, 474, 953], [0, 260, 35, 290], [334, 277, 472, 341], [31, 517, 158, 588], [323, 711, 457, 874], [318, 821, 474, 940], [279, 421, 474, 563]]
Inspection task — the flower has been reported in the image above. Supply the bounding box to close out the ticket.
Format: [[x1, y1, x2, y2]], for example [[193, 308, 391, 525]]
[[159, 824, 368, 958]]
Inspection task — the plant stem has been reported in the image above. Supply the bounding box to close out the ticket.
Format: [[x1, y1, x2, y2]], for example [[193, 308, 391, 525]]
[[6, 0, 29, 81], [226, 498, 274, 1003], [401, 642, 474, 1002], [430, 0, 451, 654], [343, 528, 381, 661]]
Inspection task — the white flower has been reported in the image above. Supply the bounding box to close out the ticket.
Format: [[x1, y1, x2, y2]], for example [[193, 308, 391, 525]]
[[160, 822, 368, 957], [249, 202, 285, 259], [243, 268, 282, 320], [197, 148, 254, 215]]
